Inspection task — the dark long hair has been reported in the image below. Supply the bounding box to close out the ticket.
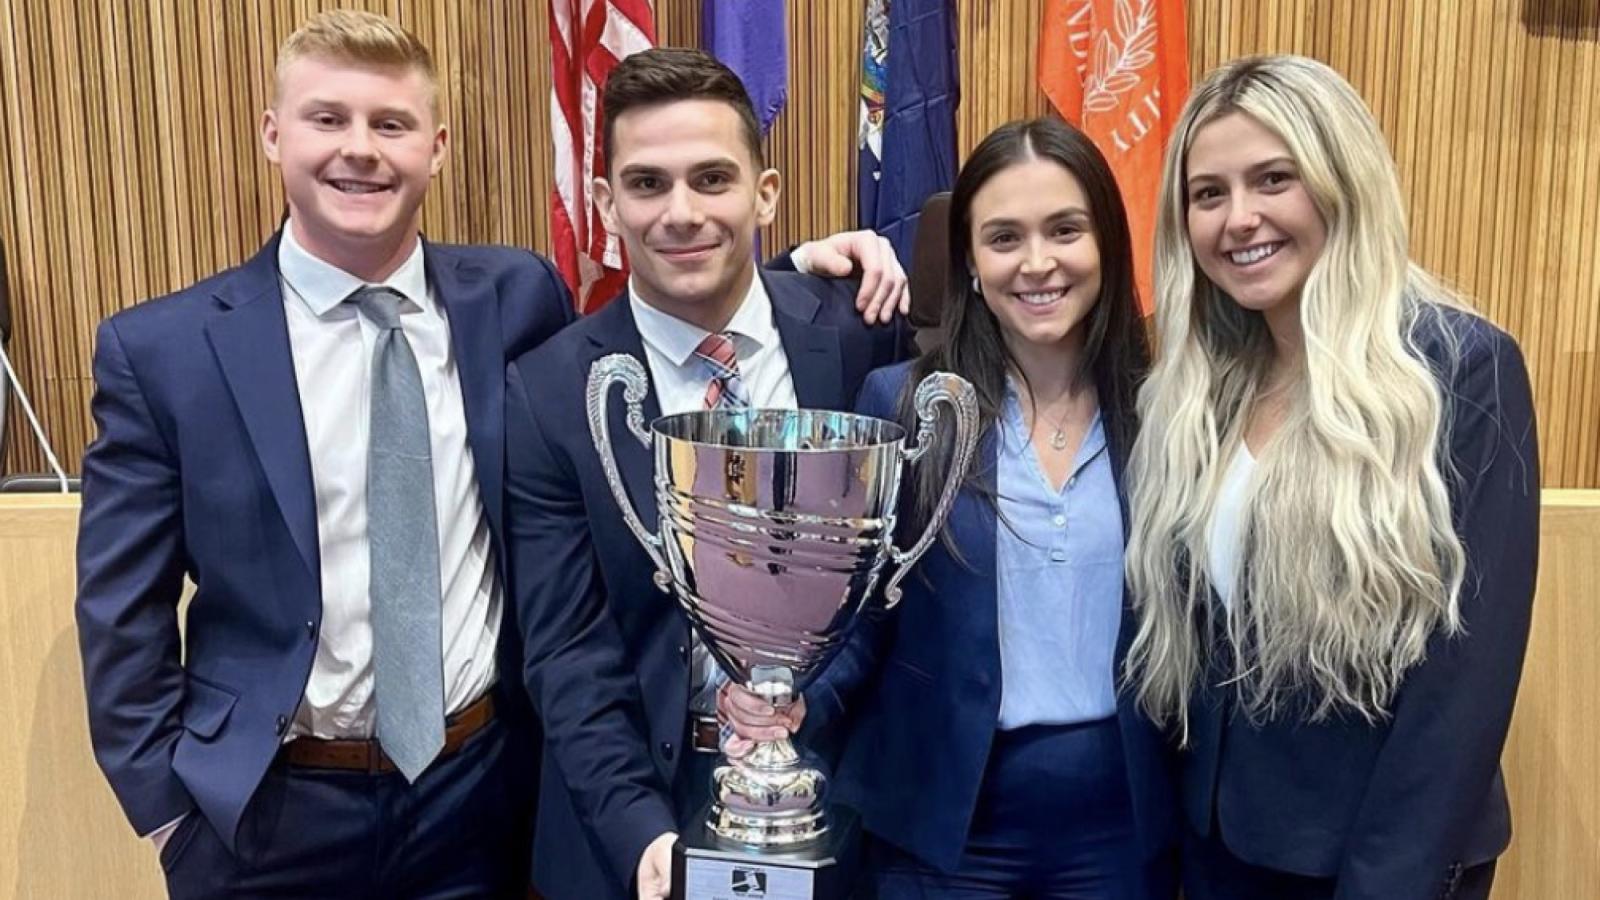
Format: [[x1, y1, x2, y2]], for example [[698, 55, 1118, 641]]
[[898, 117, 1152, 547]]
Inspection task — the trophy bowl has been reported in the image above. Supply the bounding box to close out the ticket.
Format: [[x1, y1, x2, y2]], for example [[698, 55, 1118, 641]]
[[587, 354, 979, 855]]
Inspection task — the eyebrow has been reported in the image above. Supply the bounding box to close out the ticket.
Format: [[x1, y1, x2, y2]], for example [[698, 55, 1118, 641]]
[[977, 207, 1091, 231], [1186, 156, 1297, 184], [617, 157, 743, 178], [298, 98, 420, 122]]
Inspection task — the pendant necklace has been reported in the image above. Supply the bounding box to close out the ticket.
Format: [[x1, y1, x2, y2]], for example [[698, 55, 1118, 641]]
[[1050, 424, 1070, 451], [1036, 400, 1072, 451]]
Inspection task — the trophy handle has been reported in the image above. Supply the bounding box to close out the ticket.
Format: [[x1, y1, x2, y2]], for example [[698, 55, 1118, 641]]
[[883, 371, 980, 609], [585, 353, 671, 589]]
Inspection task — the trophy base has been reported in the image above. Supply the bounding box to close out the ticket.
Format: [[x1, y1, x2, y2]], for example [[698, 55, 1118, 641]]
[[672, 805, 862, 900]]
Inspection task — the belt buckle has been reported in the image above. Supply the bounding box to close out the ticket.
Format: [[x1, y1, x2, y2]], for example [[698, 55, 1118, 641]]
[[690, 713, 721, 754]]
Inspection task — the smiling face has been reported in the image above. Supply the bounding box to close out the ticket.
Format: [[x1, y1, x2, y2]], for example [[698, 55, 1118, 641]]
[[1184, 111, 1327, 323], [261, 54, 447, 279], [968, 155, 1102, 357], [594, 98, 779, 332]]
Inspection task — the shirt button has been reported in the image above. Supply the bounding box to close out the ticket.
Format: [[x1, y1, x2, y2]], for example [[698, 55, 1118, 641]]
[[275, 714, 289, 736], [660, 741, 675, 761], [1050, 550, 1068, 563], [1067, 476, 1077, 489], [1053, 514, 1067, 527]]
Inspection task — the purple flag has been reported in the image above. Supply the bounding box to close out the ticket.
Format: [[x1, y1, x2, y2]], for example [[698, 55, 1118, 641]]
[[703, 0, 788, 134]]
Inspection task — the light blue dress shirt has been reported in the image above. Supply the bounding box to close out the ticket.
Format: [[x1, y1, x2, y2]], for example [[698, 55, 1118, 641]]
[[994, 381, 1125, 730]]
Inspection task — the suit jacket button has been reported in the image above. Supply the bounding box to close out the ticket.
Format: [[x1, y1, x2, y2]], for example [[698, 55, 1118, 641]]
[[678, 645, 688, 662], [275, 714, 288, 736], [305, 620, 316, 640], [660, 741, 675, 761]]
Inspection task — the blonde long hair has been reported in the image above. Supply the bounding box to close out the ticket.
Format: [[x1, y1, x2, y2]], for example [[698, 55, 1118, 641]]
[[1124, 55, 1469, 734]]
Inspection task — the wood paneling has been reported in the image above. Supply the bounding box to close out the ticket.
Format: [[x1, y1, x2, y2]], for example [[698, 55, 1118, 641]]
[[0, 495, 164, 897], [1497, 490, 1600, 900], [0, 0, 1597, 488]]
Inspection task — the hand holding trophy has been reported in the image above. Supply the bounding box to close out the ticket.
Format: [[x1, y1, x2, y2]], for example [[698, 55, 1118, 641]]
[[588, 354, 979, 899]]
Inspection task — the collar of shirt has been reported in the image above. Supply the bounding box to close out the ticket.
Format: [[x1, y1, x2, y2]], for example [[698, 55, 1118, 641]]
[[627, 271, 780, 369], [1001, 377, 1108, 475], [278, 221, 431, 318]]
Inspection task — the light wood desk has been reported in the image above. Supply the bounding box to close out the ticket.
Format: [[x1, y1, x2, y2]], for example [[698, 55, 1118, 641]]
[[0, 494, 162, 897], [1, 493, 1596, 898]]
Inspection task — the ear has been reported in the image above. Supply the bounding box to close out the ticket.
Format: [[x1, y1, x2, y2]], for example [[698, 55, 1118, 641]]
[[593, 176, 619, 235], [429, 124, 450, 177], [260, 108, 281, 164], [754, 168, 781, 228]]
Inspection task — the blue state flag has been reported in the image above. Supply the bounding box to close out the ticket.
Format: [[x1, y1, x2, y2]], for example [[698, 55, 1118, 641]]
[[704, 0, 788, 135], [858, 0, 958, 263]]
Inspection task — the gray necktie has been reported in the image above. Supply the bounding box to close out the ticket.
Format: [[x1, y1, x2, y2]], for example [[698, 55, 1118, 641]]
[[353, 285, 445, 782]]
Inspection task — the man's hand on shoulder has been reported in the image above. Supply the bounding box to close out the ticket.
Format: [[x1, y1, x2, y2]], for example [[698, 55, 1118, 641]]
[[791, 229, 909, 325]]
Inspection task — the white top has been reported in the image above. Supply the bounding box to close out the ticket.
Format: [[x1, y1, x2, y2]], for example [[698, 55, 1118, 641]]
[[1207, 443, 1258, 609], [279, 224, 500, 740], [628, 273, 797, 712], [627, 274, 798, 413]]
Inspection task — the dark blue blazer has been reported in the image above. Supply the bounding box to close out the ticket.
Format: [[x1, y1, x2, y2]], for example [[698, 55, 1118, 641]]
[[75, 234, 575, 852], [1181, 307, 1539, 900], [504, 271, 911, 899], [804, 360, 1179, 874]]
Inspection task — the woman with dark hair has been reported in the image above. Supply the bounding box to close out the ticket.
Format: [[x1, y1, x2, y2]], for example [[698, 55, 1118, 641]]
[[721, 117, 1177, 898]]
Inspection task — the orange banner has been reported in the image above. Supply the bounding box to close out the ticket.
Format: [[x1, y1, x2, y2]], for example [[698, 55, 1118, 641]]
[[1039, 0, 1188, 312]]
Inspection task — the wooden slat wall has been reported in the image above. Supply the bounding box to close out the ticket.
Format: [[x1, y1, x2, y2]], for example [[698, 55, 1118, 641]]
[[1, 0, 1597, 488]]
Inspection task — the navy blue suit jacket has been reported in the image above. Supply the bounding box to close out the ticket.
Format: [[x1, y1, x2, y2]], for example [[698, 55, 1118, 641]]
[[1181, 307, 1539, 899], [75, 235, 575, 851], [504, 271, 911, 899], [804, 360, 1178, 874]]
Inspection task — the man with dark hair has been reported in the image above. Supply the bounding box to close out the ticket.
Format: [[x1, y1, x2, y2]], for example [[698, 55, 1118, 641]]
[[505, 48, 914, 900]]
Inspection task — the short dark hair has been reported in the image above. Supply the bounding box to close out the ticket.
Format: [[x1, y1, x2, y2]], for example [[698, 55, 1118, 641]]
[[601, 47, 765, 172]]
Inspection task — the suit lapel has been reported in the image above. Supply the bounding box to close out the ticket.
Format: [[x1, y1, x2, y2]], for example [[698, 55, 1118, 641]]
[[585, 296, 662, 529], [427, 243, 508, 541], [204, 237, 320, 580], [767, 273, 844, 409]]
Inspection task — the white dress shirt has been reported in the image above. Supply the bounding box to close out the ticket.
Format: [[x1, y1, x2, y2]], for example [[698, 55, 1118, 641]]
[[628, 273, 797, 712], [628, 275, 798, 413], [279, 224, 500, 740], [1206, 443, 1257, 609]]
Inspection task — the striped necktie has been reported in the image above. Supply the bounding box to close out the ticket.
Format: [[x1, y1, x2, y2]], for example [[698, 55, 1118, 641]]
[[688, 332, 747, 736], [693, 332, 749, 410]]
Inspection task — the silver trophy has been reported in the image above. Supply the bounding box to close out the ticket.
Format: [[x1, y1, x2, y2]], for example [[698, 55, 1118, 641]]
[[586, 354, 979, 887]]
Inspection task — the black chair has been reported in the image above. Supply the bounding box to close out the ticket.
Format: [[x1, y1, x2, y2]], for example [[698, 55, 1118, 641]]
[[0, 473, 81, 493], [907, 191, 951, 330]]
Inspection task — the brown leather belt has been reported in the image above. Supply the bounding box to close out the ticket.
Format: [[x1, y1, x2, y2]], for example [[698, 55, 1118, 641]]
[[282, 693, 496, 774], [690, 713, 721, 754]]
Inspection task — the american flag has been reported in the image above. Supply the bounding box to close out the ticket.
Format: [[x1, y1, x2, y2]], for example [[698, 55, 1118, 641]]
[[549, 0, 656, 313]]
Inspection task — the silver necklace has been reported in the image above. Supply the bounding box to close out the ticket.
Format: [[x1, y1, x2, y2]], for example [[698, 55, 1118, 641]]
[[1032, 400, 1072, 451]]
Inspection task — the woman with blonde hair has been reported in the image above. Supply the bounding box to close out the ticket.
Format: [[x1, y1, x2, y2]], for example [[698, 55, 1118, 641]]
[[1124, 55, 1538, 900]]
